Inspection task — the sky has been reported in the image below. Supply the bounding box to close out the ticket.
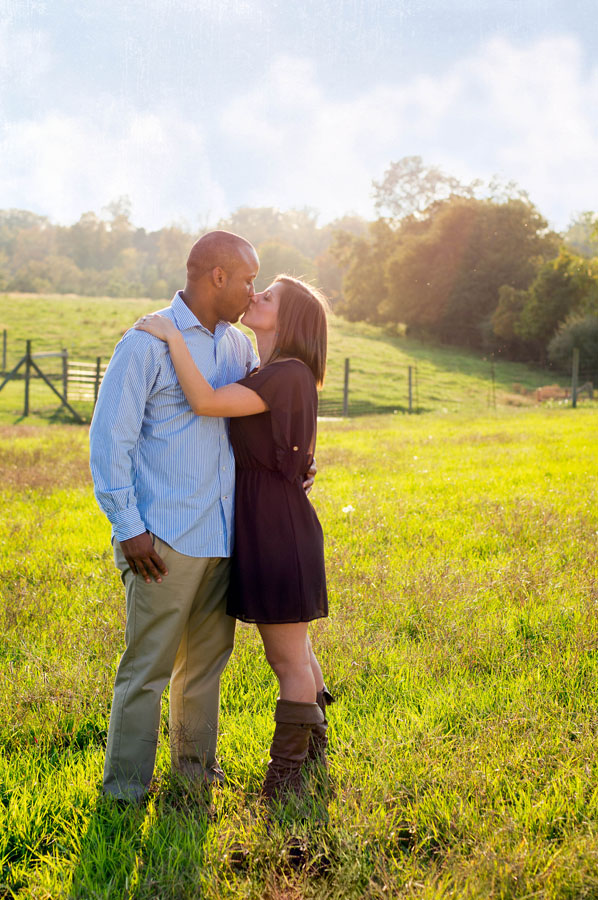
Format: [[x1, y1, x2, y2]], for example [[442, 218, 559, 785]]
[[1, 0, 597, 232]]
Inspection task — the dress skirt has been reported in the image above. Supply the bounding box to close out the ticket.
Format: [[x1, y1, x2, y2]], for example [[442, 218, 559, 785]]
[[226, 358, 328, 624]]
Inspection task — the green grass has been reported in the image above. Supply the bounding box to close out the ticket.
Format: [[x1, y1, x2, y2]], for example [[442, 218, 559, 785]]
[[2, 407, 598, 897], [0, 293, 576, 424]]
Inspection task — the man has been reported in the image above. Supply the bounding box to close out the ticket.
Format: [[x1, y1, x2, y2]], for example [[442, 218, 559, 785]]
[[90, 231, 264, 802]]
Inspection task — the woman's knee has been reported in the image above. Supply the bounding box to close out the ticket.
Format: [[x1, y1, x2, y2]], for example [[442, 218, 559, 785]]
[[267, 656, 311, 682]]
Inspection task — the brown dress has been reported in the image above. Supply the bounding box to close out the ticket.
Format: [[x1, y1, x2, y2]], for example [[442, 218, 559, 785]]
[[227, 358, 328, 624]]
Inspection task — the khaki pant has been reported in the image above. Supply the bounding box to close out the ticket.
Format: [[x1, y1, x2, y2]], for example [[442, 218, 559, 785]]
[[103, 535, 234, 801]]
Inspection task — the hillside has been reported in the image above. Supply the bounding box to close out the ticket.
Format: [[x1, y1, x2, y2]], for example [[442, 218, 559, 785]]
[[0, 293, 574, 424]]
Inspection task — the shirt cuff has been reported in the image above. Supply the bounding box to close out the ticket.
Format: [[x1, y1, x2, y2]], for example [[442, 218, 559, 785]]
[[111, 507, 147, 543]]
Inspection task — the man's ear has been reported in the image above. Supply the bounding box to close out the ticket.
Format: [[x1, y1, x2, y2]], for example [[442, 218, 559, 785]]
[[211, 265, 227, 288]]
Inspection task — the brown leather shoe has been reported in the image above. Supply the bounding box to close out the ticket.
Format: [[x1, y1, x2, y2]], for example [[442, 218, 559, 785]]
[[261, 699, 325, 801], [307, 688, 334, 766]]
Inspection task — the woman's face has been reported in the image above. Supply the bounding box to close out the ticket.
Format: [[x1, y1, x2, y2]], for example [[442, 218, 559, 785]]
[[241, 281, 282, 333]]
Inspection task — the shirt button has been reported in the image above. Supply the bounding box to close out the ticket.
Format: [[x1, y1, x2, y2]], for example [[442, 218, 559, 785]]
[[292, 446, 299, 451]]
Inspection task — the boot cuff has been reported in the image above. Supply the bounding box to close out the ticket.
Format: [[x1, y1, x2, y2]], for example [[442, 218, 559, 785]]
[[274, 699, 325, 725]]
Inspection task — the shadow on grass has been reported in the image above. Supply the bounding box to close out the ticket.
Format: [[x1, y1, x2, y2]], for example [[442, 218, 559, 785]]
[[0, 405, 93, 427], [319, 400, 429, 417], [68, 778, 212, 900], [68, 794, 146, 900]]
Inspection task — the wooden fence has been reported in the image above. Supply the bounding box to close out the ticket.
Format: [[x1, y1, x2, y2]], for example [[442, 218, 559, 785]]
[[66, 358, 108, 403], [0, 339, 107, 422]]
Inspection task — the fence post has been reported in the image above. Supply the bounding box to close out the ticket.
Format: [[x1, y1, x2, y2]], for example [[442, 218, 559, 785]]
[[571, 347, 580, 408], [342, 358, 350, 416], [62, 349, 68, 402], [24, 340, 31, 417], [2, 330, 6, 374], [408, 365, 413, 413], [94, 356, 102, 406]]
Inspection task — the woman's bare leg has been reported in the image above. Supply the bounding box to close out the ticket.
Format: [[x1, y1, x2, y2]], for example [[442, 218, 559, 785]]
[[257, 622, 316, 702], [307, 634, 325, 692]]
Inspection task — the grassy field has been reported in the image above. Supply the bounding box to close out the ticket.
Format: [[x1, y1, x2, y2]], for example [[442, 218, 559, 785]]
[[0, 293, 574, 424], [2, 407, 598, 898]]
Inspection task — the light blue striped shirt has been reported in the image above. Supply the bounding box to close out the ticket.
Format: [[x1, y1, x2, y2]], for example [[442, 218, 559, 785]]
[[89, 292, 258, 557]]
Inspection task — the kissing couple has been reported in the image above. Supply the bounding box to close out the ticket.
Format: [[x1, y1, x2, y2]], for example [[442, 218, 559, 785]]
[[90, 230, 333, 806]]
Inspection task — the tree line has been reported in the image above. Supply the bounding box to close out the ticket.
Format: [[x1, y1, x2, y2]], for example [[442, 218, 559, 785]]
[[2, 161, 598, 372], [332, 157, 598, 373], [0, 200, 361, 304]]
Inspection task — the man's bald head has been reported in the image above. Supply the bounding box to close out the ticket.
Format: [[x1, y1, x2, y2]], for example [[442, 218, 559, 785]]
[[186, 230, 257, 283], [182, 230, 259, 330]]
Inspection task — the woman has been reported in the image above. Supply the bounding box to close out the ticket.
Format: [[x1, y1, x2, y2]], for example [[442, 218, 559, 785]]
[[134, 275, 333, 801]]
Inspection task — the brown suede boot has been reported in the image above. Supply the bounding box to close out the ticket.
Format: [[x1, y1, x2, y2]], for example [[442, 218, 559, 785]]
[[261, 699, 325, 801], [307, 688, 334, 766]]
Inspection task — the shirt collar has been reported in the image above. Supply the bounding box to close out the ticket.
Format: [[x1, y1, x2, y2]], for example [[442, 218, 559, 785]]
[[170, 291, 232, 340]]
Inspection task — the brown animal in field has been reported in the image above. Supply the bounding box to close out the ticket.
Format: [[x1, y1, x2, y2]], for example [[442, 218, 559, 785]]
[[535, 384, 569, 402]]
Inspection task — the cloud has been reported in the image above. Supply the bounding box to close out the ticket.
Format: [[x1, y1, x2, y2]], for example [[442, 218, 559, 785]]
[[218, 36, 598, 228], [0, 105, 227, 228], [1, 31, 597, 230]]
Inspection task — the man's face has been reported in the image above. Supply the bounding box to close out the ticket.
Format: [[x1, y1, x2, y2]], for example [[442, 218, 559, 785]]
[[217, 248, 259, 323]]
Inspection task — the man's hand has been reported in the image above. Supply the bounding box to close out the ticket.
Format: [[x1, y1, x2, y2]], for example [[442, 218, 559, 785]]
[[303, 457, 317, 495], [120, 532, 168, 584]]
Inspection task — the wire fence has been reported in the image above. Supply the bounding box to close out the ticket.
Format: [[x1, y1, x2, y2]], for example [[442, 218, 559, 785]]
[[1, 330, 596, 423], [318, 353, 597, 417]]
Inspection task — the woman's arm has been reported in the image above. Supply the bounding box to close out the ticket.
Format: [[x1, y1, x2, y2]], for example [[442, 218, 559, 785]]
[[134, 314, 267, 417]]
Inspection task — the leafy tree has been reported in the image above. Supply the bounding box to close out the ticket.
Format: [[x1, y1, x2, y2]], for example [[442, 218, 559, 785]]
[[153, 226, 197, 295], [9, 222, 58, 271], [103, 196, 134, 231], [436, 198, 557, 346], [8, 255, 83, 294], [564, 211, 598, 258], [0, 250, 9, 291], [548, 313, 598, 376], [373, 155, 476, 220], [312, 215, 368, 303], [332, 219, 396, 323], [336, 195, 557, 347], [254, 241, 316, 292], [491, 285, 530, 347], [515, 250, 598, 348], [217, 206, 326, 258], [147, 278, 169, 300], [323, 214, 368, 239], [0, 202, 368, 302], [0, 210, 50, 258], [315, 250, 343, 303], [381, 200, 481, 334], [66, 212, 109, 270]]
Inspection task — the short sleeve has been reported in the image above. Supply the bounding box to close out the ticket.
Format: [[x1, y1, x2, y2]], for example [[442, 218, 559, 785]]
[[238, 360, 317, 482]]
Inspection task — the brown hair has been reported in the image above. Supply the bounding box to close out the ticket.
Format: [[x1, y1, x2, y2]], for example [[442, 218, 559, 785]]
[[272, 276, 329, 386]]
